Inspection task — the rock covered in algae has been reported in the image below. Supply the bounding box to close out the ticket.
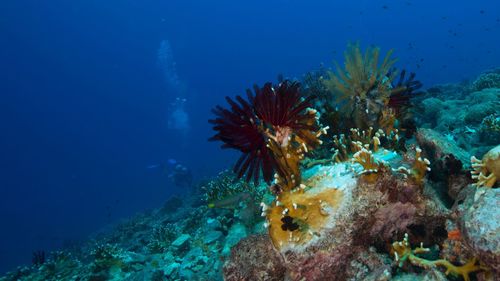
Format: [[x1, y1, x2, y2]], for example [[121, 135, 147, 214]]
[[457, 187, 500, 274], [223, 234, 286, 281], [416, 128, 471, 170], [225, 151, 450, 280], [472, 69, 500, 91], [416, 127, 474, 200], [344, 247, 392, 281]]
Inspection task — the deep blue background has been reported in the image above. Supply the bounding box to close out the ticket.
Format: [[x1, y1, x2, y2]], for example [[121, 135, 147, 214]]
[[1, 0, 499, 273]]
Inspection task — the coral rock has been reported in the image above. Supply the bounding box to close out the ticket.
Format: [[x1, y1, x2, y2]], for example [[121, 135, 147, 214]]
[[457, 187, 500, 274], [171, 234, 191, 248], [285, 244, 355, 281], [472, 71, 500, 91], [370, 202, 417, 241], [416, 128, 471, 170], [345, 247, 392, 281], [223, 234, 285, 281]]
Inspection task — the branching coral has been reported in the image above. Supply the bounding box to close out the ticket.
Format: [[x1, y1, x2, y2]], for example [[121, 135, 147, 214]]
[[391, 233, 487, 281], [471, 145, 500, 188], [411, 147, 431, 184], [391, 146, 431, 185], [210, 80, 325, 191], [90, 243, 126, 273], [330, 127, 403, 164], [329, 128, 428, 185], [352, 148, 380, 182], [147, 223, 179, 253]]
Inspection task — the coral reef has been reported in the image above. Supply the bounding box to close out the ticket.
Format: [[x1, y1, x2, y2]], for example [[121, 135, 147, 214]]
[[233, 129, 459, 280], [220, 67, 496, 280], [416, 74, 500, 157], [2, 58, 499, 281]]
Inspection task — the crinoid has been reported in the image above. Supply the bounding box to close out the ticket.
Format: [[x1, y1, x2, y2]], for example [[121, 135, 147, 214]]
[[323, 44, 422, 135], [209, 92, 271, 184], [210, 81, 325, 190], [323, 43, 397, 129], [388, 69, 423, 114]]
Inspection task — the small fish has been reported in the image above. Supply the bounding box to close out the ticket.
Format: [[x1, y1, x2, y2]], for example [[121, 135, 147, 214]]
[[448, 229, 461, 240], [208, 192, 251, 209]]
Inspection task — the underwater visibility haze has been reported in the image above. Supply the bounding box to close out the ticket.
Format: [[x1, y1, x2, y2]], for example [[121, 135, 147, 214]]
[[1, 0, 499, 280]]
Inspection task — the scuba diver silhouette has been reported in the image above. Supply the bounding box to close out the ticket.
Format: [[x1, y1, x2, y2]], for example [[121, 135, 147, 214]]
[[147, 159, 193, 189]]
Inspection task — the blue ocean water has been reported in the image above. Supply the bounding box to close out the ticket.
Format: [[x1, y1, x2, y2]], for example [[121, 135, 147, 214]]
[[0, 0, 499, 275]]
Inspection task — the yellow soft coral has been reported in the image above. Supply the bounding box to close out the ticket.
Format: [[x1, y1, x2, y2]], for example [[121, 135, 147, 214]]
[[330, 127, 401, 164], [471, 145, 500, 188], [392, 233, 487, 281], [412, 147, 431, 185], [352, 148, 380, 182]]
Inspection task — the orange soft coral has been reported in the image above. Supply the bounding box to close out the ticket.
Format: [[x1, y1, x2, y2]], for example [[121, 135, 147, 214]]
[[471, 145, 500, 188], [392, 233, 487, 281]]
